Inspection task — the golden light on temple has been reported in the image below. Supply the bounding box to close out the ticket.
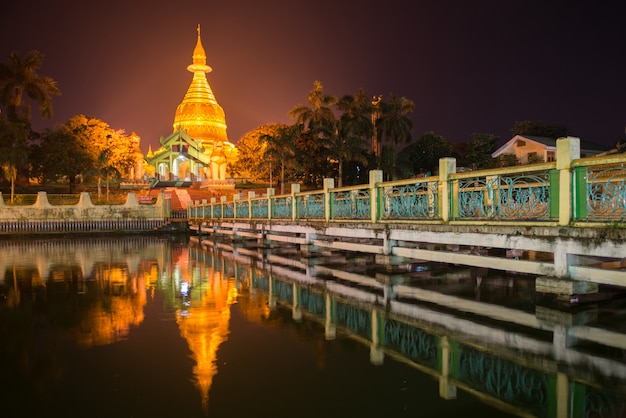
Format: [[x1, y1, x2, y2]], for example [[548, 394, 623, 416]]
[[146, 24, 238, 182], [173, 24, 229, 144]]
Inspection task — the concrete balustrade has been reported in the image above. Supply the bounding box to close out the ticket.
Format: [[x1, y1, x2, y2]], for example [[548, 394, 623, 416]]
[[0, 191, 165, 221]]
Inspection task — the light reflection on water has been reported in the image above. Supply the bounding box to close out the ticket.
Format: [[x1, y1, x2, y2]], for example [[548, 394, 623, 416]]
[[1, 235, 625, 417]]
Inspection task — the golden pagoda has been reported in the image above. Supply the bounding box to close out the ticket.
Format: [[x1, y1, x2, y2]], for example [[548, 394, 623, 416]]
[[145, 25, 238, 186]]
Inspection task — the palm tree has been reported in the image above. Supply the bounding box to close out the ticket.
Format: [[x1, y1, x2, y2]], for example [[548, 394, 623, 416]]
[[375, 94, 414, 178], [289, 80, 337, 134], [0, 50, 60, 122], [325, 120, 369, 187], [289, 81, 338, 187], [329, 90, 373, 187], [337, 89, 373, 143], [0, 116, 29, 199], [261, 124, 298, 195]]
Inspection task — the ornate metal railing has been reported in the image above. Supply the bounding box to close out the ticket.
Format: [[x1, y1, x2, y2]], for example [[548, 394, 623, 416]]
[[236, 200, 250, 218], [573, 157, 626, 222], [188, 150, 626, 227], [331, 187, 371, 220], [251, 198, 269, 218], [382, 178, 440, 220], [451, 165, 555, 221], [272, 196, 292, 219], [297, 192, 325, 220]]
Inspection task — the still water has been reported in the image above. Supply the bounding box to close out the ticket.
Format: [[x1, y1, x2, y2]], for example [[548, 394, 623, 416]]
[[1, 235, 625, 418]]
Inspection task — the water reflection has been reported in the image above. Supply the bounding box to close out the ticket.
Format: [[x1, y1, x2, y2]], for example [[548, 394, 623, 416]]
[[1, 235, 625, 417], [170, 244, 238, 411]]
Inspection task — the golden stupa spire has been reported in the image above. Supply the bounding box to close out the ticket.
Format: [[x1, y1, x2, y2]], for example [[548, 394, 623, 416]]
[[173, 24, 228, 143]]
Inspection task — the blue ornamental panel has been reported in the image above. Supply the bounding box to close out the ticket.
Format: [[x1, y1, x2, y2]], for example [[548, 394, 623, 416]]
[[332, 190, 371, 220], [457, 344, 549, 417], [336, 302, 371, 339], [297, 194, 325, 219], [300, 288, 325, 316], [273, 197, 292, 219], [586, 166, 626, 221], [456, 171, 551, 221], [236, 201, 250, 218], [252, 200, 269, 218], [382, 182, 439, 220], [383, 318, 438, 368], [273, 279, 293, 302]]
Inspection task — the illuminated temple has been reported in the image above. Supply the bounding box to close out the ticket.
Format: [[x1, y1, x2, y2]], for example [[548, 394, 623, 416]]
[[145, 25, 238, 187]]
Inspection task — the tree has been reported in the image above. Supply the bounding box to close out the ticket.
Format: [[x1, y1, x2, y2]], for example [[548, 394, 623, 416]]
[[107, 130, 142, 180], [0, 116, 30, 201], [36, 123, 96, 193], [0, 50, 60, 122], [403, 131, 452, 176], [230, 125, 275, 181], [511, 120, 569, 139], [288, 80, 337, 133], [375, 94, 414, 177], [495, 153, 519, 167], [34, 115, 135, 194], [261, 124, 298, 195], [331, 89, 373, 186], [336, 89, 373, 145], [466, 133, 499, 169], [289, 82, 338, 188], [325, 120, 370, 187]]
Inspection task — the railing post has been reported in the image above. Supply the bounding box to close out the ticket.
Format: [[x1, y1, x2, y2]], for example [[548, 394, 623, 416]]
[[556, 137, 580, 226], [370, 170, 383, 223], [233, 193, 240, 219], [323, 178, 334, 222], [267, 187, 275, 220], [248, 191, 255, 219], [439, 158, 456, 222], [210, 197, 216, 219], [291, 184, 300, 221]]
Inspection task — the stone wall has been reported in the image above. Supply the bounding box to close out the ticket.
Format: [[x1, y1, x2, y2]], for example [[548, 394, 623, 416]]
[[0, 191, 165, 221]]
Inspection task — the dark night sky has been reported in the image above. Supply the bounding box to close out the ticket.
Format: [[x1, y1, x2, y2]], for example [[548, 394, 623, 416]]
[[2, 0, 625, 153]]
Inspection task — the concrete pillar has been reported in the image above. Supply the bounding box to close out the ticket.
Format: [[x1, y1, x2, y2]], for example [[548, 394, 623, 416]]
[[439, 336, 457, 399], [369, 170, 383, 223], [292, 283, 302, 321], [266, 187, 275, 220], [291, 184, 300, 221], [34, 191, 51, 208], [247, 192, 255, 219], [233, 193, 240, 219], [325, 293, 336, 340], [556, 372, 570, 418], [268, 275, 276, 310], [553, 325, 577, 355], [556, 137, 580, 226], [323, 178, 334, 222], [439, 158, 456, 222], [370, 309, 384, 365]]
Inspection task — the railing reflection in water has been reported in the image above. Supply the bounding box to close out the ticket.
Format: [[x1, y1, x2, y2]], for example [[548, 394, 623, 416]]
[[189, 238, 626, 418]]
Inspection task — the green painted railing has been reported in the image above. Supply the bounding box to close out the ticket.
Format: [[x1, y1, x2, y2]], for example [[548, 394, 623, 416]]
[[188, 137, 626, 227]]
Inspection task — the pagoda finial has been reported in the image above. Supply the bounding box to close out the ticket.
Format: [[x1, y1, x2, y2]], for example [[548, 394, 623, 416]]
[[191, 23, 208, 68]]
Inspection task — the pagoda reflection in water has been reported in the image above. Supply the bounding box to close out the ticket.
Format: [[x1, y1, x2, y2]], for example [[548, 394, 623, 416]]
[[0, 237, 240, 411]]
